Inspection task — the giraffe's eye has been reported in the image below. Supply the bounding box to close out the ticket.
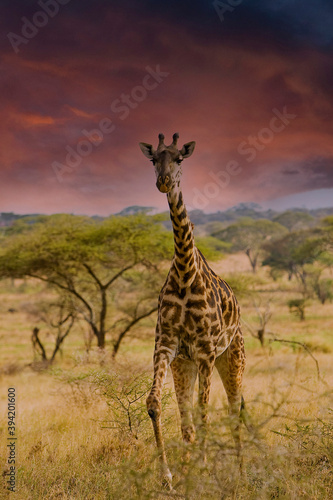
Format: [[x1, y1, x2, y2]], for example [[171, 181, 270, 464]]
[[151, 159, 156, 165], [176, 156, 183, 165]]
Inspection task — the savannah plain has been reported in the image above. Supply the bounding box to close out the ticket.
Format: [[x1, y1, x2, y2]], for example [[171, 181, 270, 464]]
[[0, 227, 333, 500]]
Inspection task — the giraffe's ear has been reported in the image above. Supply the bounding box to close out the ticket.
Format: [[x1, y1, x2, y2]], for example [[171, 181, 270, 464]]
[[139, 142, 155, 160], [180, 141, 196, 158]]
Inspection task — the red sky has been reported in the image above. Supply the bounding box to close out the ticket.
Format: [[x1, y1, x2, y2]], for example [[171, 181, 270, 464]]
[[1, 0, 333, 215]]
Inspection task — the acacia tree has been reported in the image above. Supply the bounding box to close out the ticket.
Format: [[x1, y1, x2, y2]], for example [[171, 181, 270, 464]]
[[272, 210, 315, 232], [213, 218, 287, 273], [0, 214, 172, 349], [262, 230, 324, 288]]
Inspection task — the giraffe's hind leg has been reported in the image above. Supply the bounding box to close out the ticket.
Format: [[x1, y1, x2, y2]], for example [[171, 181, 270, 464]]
[[215, 328, 246, 459]]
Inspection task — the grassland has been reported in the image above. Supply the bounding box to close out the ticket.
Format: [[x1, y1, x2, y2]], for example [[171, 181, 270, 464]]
[[0, 254, 333, 499]]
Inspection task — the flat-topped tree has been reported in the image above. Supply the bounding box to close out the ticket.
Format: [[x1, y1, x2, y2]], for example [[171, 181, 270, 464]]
[[0, 214, 172, 351], [213, 218, 287, 273], [139, 133, 246, 489]]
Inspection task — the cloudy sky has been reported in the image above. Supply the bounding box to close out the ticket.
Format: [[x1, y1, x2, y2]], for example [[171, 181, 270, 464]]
[[1, 0, 333, 215]]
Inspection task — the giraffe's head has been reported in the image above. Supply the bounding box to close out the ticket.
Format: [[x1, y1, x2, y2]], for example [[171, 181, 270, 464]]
[[139, 133, 195, 193]]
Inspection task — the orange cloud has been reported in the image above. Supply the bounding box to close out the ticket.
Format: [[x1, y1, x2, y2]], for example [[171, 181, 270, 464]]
[[18, 113, 55, 126]]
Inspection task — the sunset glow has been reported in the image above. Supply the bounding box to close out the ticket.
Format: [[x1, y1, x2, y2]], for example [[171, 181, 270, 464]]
[[1, 0, 333, 215]]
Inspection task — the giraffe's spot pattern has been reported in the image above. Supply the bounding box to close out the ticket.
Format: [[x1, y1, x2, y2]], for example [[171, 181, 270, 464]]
[[158, 242, 241, 361]]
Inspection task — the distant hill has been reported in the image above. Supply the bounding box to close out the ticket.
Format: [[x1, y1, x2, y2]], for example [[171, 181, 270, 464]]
[[309, 207, 333, 218], [189, 203, 333, 226], [188, 203, 277, 225], [160, 203, 333, 232], [1, 204, 333, 229], [116, 206, 155, 216], [0, 212, 42, 227]]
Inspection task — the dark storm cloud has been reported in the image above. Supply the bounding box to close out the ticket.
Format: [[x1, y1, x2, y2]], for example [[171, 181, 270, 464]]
[[3, 0, 333, 53], [301, 156, 333, 188], [260, 156, 333, 197], [1, 0, 333, 214]]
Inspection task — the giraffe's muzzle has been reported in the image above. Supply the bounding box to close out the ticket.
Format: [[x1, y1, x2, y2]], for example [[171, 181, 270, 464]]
[[158, 184, 170, 193], [157, 175, 171, 193]]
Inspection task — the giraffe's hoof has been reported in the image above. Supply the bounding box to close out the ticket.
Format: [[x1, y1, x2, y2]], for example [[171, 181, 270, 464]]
[[161, 470, 173, 491]]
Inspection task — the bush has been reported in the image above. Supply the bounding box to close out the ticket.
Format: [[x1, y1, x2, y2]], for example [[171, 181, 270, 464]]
[[288, 298, 308, 321]]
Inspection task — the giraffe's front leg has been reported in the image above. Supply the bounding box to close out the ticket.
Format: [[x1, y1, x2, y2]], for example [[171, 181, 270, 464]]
[[147, 340, 177, 489], [197, 358, 215, 460], [171, 357, 197, 471]]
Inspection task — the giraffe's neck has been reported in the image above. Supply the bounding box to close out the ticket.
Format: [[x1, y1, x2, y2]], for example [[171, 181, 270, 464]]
[[167, 185, 197, 288]]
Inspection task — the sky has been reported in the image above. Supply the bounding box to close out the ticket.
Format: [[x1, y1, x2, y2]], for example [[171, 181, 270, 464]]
[[1, 0, 333, 215]]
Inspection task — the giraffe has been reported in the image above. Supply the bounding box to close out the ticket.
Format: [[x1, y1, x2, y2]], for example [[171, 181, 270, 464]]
[[139, 133, 246, 488]]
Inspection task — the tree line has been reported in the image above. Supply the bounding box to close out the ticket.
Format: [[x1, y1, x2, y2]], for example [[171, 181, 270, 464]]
[[0, 212, 332, 361]]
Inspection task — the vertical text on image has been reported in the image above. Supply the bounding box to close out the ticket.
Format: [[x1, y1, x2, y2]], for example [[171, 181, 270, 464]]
[[6, 387, 17, 492]]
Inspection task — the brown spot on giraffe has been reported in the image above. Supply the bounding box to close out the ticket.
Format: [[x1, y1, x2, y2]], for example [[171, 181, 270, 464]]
[[139, 133, 246, 489]]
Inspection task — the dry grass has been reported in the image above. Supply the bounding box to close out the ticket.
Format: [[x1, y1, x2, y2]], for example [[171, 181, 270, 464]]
[[0, 258, 333, 499], [1, 353, 332, 499]]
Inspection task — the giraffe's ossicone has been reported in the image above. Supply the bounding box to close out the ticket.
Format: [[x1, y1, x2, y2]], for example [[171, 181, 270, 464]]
[[139, 133, 246, 489]]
